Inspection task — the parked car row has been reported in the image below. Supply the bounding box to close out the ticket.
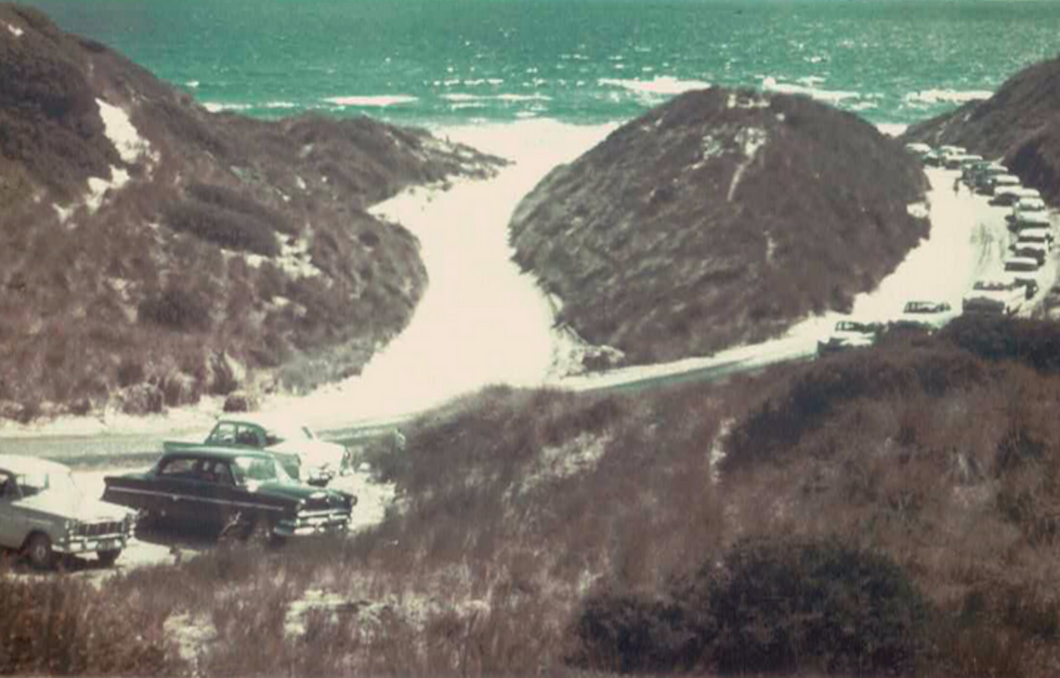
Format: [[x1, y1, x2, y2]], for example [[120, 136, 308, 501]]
[[823, 143, 1054, 355], [1, 416, 363, 571], [816, 301, 955, 356]]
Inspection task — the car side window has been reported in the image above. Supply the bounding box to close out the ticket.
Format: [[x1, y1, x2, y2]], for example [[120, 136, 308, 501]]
[[158, 458, 200, 478], [207, 423, 238, 445], [199, 460, 235, 485], [0, 472, 14, 500], [235, 426, 261, 447]]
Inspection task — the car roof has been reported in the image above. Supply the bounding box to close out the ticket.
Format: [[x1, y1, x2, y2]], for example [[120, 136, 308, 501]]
[[1019, 228, 1051, 237], [905, 300, 947, 309], [160, 447, 276, 462], [216, 413, 308, 432], [1005, 257, 1039, 267], [0, 454, 72, 475]]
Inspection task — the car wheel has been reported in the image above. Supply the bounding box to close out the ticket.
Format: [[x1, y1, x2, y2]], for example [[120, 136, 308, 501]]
[[24, 533, 55, 571], [98, 549, 122, 567], [246, 520, 275, 549]]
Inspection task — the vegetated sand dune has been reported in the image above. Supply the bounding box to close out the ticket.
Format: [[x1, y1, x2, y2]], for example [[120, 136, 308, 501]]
[[508, 87, 931, 367], [0, 3, 497, 424]]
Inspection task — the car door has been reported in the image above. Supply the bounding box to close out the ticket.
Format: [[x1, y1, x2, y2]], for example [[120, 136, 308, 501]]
[[197, 459, 239, 527], [151, 456, 207, 522]]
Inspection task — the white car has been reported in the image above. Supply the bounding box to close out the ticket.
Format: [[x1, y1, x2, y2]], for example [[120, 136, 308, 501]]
[[962, 279, 1026, 316], [893, 300, 956, 331], [816, 320, 884, 356], [904, 142, 932, 158], [1006, 197, 1047, 224], [1010, 241, 1048, 266], [0, 455, 134, 569], [1013, 211, 1052, 233], [1016, 227, 1053, 249], [945, 153, 983, 170], [164, 414, 351, 486]]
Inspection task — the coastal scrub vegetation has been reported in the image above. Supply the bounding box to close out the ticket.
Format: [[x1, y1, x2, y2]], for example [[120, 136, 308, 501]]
[[9, 317, 1060, 676], [0, 3, 502, 422], [510, 87, 929, 367]]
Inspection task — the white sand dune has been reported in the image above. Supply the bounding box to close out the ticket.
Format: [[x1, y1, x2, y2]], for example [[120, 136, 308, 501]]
[[1, 123, 1050, 438]]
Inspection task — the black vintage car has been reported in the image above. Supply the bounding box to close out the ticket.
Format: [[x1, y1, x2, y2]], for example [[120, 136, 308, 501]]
[[102, 447, 356, 541]]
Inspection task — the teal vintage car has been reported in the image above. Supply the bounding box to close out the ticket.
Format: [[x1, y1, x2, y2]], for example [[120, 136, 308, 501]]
[[164, 415, 351, 486], [0, 455, 135, 570], [102, 447, 356, 541]]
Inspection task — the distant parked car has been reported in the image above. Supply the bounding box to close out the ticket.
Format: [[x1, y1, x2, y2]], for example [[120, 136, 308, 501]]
[[893, 300, 956, 332], [1012, 211, 1052, 234], [1015, 227, 1053, 249], [1007, 197, 1047, 224], [103, 448, 357, 542], [970, 162, 1010, 193], [962, 279, 1026, 315], [1010, 242, 1048, 266], [945, 153, 983, 170], [904, 142, 932, 159], [817, 320, 884, 356], [164, 415, 350, 486], [983, 174, 1026, 201], [0, 455, 134, 570]]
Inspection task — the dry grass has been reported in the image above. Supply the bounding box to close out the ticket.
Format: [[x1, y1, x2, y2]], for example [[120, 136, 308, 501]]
[[10, 321, 1060, 676]]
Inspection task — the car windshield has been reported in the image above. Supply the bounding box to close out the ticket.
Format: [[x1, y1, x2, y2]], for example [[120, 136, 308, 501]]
[[835, 321, 870, 332], [904, 302, 940, 313], [230, 455, 292, 484], [264, 424, 315, 446], [12, 468, 80, 499], [974, 281, 1008, 291]]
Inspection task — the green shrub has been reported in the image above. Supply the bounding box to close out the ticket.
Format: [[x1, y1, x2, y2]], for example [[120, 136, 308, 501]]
[[707, 539, 928, 674], [570, 589, 704, 673], [725, 345, 985, 472], [187, 182, 295, 235], [941, 315, 1060, 373], [163, 201, 279, 256], [138, 286, 212, 332]]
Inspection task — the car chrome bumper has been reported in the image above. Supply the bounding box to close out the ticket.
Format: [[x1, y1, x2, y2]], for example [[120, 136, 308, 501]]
[[55, 534, 129, 554], [275, 512, 351, 537]]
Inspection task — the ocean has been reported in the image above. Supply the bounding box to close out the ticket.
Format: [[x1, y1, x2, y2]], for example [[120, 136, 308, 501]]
[[22, 0, 1060, 130]]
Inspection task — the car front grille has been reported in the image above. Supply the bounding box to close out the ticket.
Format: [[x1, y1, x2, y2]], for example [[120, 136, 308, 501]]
[[76, 521, 125, 538]]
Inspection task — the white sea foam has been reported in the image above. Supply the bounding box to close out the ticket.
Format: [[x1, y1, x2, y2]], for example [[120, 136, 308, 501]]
[[203, 102, 253, 113], [762, 76, 860, 103], [904, 88, 992, 106], [323, 95, 418, 107], [496, 93, 552, 102], [185, 80, 200, 89], [600, 75, 711, 97]]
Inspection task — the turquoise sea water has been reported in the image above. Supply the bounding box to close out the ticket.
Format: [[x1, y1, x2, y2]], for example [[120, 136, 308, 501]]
[[21, 0, 1060, 128]]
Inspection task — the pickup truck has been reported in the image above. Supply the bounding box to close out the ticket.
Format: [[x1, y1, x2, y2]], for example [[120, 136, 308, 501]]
[[164, 415, 349, 487]]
